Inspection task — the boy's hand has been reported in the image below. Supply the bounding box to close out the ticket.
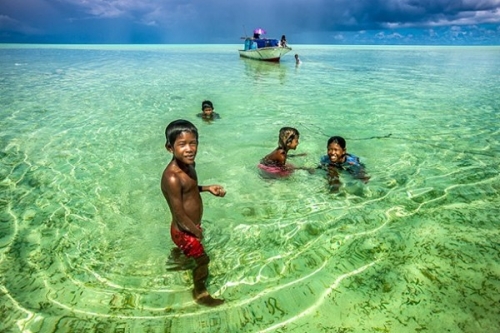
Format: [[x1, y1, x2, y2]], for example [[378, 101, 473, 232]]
[[207, 185, 226, 197]]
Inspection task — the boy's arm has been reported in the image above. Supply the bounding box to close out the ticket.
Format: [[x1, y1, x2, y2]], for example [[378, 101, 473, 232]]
[[162, 173, 203, 239], [293, 166, 316, 174], [288, 153, 307, 157], [199, 185, 226, 197]]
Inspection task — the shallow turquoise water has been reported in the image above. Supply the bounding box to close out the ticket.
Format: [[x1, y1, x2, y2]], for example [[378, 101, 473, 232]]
[[1, 44, 499, 332]]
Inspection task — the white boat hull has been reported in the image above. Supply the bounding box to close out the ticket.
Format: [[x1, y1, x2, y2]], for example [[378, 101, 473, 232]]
[[239, 47, 292, 62]]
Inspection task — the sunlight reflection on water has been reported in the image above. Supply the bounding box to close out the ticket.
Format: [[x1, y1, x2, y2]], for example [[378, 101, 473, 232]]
[[1, 44, 499, 332]]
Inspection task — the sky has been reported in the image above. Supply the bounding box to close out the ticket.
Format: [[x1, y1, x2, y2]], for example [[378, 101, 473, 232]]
[[1, 0, 500, 45]]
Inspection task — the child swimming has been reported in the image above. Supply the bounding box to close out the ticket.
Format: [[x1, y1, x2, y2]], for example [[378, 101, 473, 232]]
[[197, 100, 220, 122], [319, 136, 370, 189], [258, 127, 303, 178]]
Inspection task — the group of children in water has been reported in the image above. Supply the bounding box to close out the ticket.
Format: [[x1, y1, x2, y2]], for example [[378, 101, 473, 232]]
[[257, 126, 369, 185], [161, 100, 369, 306]]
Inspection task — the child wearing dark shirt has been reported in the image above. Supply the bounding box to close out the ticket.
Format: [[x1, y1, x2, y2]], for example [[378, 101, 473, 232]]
[[319, 136, 370, 190]]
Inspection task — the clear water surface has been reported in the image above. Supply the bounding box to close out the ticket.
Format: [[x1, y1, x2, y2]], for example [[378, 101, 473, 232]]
[[1, 44, 499, 332]]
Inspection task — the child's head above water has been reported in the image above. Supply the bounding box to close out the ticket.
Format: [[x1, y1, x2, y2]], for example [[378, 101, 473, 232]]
[[278, 127, 300, 150], [326, 136, 347, 163], [201, 100, 214, 117], [327, 136, 346, 149], [201, 100, 213, 110], [165, 119, 198, 147]]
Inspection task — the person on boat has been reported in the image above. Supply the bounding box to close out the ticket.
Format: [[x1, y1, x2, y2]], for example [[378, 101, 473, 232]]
[[197, 100, 220, 122], [280, 35, 287, 47], [258, 127, 311, 178], [318, 136, 370, 191]]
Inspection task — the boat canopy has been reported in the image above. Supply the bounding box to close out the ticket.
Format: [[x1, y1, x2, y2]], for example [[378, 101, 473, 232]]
[[244, 38, 279, 50]]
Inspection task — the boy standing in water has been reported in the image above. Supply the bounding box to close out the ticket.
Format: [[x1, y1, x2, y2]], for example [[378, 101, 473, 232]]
[[161, 119, 225, 306], [294, 54, 301, 65]]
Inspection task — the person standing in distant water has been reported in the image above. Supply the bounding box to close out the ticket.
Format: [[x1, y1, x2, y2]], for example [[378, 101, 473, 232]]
[[280, 35, 287, 47], [197, 100, 220, 122], [161, 119, 226, 306], [295, 54, 301, 65]]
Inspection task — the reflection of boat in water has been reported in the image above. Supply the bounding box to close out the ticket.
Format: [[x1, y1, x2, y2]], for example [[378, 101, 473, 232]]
[[241, 58, 288, 83], [238, 28, 292, 62]]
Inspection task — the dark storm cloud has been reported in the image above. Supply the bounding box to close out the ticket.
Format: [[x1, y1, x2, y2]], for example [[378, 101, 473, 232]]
[[275, 0, 500, 31], [1, 0, 499, 43], [354, 0, 500, 29]]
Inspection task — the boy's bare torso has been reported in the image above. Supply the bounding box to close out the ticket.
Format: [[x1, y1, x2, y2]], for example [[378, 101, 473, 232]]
[[161, 160, 203, 233]]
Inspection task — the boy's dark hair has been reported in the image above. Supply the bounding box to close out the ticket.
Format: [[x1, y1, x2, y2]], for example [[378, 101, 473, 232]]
[[278, 127, 299, 149], [327, 136, 346, 149], [165, 119, 198, 146], [201, 100, 213, 110]]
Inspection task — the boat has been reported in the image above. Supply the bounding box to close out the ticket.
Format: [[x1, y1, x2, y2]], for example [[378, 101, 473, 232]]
[[239, 28, 292, 62]]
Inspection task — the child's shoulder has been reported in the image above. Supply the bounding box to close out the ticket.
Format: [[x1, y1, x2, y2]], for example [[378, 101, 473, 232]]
[[346, 153, 360, 162], [163, 162, 178, 178], [165, 159, 188, 174], [164, 162, 197, 184], [345, 153, 365, 168], [319, 154, 330, 164]]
